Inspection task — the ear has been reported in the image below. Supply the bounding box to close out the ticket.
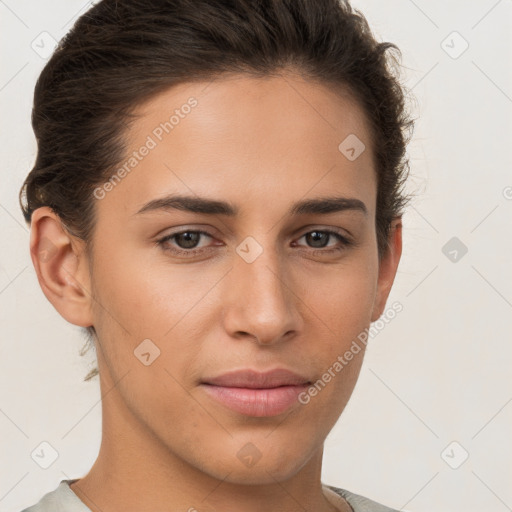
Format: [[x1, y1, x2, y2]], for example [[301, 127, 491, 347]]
[[371, 217, 403, 322], [29, 207, 94, 327]]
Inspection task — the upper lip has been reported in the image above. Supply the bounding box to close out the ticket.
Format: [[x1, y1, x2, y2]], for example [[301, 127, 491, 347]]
[[202, 369, 311, 389]]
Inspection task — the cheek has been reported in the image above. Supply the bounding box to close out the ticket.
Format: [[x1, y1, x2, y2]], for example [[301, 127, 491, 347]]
[[296, 257, 377, 410], [304, 259, 378, 339], [90, 243, 216, 340]]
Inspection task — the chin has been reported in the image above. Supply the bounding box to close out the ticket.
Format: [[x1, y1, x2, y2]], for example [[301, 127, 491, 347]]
[[215, 463, 304, 486], [196, 437, 314, 485]]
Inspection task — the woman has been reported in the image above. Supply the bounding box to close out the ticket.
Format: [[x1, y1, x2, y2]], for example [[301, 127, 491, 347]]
[[19, 0, 413, 510]]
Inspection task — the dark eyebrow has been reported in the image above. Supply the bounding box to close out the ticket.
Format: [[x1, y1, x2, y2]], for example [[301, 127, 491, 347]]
[[134, 194, 367, 217], [290, 196, 367, 217]]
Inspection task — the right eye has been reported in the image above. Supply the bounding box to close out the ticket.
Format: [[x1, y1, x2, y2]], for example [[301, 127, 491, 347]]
[[156, 229, 218, 257]]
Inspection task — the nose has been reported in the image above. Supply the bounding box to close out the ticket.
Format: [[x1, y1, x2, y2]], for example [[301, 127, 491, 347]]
[[221, 242, 303, 346]]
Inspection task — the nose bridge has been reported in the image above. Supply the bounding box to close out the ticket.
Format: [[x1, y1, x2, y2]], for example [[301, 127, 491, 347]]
[[224, 235, 301, 344]]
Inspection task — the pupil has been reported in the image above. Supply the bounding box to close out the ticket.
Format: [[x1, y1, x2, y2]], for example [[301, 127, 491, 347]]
[[177, 232, 200, 249], [307, 231, 328, 248]]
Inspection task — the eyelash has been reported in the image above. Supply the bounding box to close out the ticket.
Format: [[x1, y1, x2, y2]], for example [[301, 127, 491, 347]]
[[156, 228, 353, 258]]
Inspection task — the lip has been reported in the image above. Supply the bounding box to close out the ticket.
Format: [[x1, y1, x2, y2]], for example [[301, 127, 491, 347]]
[[203, 368, 310, 388], [201, 369, 311, 417]]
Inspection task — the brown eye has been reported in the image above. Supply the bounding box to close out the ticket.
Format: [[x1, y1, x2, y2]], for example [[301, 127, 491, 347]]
[[173, 231, 203, 249], [305, 231, 331, 248], [295, 229, 352, 253], [157, 229, 215, 257]]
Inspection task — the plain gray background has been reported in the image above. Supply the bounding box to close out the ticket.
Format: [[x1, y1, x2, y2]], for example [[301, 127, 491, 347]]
[[1, 1, 511, 511]]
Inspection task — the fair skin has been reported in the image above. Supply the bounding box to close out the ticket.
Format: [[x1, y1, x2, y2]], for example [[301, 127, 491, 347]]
[[30, 72, 402, 512]]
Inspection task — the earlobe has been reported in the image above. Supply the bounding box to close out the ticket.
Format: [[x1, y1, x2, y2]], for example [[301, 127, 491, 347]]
[[371, 217, 403, 322], [30, 207, 94, 328]]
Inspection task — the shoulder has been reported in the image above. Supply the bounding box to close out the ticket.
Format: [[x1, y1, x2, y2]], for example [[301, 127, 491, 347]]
[[19, 480, 91, 512], [326, 484, 405, 512]]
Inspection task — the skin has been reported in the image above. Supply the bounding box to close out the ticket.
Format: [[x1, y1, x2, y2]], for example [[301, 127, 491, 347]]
[[30, 71, 402, 512]]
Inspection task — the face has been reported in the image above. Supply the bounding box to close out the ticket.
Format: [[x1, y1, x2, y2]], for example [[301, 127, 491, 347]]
[[32, 72, 401, 488]]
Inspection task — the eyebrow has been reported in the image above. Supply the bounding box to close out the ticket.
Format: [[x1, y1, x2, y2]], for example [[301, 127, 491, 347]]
[[134, 194, 368, 217]]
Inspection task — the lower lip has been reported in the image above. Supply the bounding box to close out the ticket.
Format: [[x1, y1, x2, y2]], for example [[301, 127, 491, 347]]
[[201, 384, 309, 417]]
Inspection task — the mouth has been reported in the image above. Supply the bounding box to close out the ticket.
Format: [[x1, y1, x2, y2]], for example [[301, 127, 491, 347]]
[[200, 368, 311, 417]]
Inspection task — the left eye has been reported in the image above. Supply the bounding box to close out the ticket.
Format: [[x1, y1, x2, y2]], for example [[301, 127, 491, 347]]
[[295, 230, 350, 250], [156, 229, 352, 256]]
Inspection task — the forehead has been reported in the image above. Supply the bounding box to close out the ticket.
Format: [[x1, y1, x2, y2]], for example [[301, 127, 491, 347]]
[[95, 72, 376, 221]]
